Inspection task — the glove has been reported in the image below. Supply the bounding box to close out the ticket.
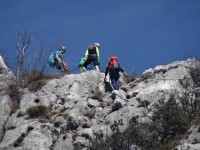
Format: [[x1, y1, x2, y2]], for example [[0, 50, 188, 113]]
[[104, 76, 107, 81]]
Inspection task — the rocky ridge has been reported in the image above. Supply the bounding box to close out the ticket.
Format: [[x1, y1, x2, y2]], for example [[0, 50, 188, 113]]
[[0, 55, 199, 150]]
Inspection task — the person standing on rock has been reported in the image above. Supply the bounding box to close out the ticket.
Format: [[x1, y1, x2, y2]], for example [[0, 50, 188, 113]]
[[82, 43, 100, 72], [48, 46, 68, 72], [104, 56, 128, 90]]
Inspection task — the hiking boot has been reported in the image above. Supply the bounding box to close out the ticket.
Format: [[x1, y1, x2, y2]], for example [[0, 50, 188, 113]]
[[111, 90, 118, 100]]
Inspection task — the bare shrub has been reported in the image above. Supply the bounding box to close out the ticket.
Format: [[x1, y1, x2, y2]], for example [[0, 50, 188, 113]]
[[25, 70, 46, 83], [26, 105, 51, 119], [15, 29, 39, 82], [13, 133, 26, 147], [13, 28, 54, 87], [13, 126, 35, 147], [26, 79, 46, 92], [8, 83, 22, 115], [24, 70, 49, 92], [7, 126, 16, 131]]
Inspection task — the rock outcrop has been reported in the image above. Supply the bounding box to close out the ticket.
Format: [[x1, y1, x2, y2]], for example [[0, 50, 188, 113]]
[[0, 55, 15, 139], [0, 55, 199, 150]]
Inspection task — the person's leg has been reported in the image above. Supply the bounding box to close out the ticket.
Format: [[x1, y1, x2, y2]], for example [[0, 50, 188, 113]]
[[111, 77, 118, 90], [83, 59, 91, 72], [79, 65, 83, 72], [93, 59, 99, 71], [95, 65, 99, 71], [62, 61, 68, 71], [60, 64, 66, 72], [82, 67, 86, 72], [55, 61, 65, 72], [55, 61, 61, 70]]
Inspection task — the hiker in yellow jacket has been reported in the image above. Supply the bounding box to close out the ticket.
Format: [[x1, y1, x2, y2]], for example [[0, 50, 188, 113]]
[[82, 43, 100, 72]]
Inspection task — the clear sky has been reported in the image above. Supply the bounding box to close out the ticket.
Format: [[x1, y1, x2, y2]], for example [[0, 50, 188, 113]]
[[0, 0, 200, 75]]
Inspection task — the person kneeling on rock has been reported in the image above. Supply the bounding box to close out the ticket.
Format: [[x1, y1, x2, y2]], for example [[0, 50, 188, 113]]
[[48, 46, 68, 72]]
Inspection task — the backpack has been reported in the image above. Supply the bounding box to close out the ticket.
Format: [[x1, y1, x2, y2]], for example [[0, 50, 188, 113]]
[[48, 53, 56, 67], [108, 57, 120, 70]]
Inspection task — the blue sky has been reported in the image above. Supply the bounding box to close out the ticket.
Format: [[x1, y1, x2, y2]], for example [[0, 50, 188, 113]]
[[0, 0, 200, 75]]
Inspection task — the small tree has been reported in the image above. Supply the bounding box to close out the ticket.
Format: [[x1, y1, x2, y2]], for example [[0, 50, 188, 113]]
[[15, 29, 38, 81], [176, 58, 200, 120], [188, 58, 200, 87], [152, 95, 189, 144], [187, 58, 200, 120]]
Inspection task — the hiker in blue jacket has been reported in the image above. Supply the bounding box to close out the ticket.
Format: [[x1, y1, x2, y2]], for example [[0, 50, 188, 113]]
[[48, 46, 68, 72]]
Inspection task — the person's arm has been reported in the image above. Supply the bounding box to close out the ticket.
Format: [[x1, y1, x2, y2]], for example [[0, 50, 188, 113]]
[[79, 57, 84, 66], [119, 67, 124, 73], [84, 49, 89, 61], [63, 60, 68, 70], [104, 65, 109, 80], [96, 47, 100, 61], [54, 51, 63, 63], [119, 66, 129, 76], [55, 54, 62, 64]]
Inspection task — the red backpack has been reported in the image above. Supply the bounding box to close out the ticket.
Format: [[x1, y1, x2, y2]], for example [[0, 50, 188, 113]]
[[108, 57, 119, 70]]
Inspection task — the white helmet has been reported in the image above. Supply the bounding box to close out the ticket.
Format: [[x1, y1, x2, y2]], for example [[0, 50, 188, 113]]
[[94, 43, 100, 48], [60, 46, 66, 52]]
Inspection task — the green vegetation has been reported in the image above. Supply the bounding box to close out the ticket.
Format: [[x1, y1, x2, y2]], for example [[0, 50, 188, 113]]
[[92, 95, 191, 150], [153, 95, 189, 144]]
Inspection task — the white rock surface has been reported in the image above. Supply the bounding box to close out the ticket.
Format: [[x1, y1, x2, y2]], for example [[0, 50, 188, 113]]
[[0, 56, 199, 150]]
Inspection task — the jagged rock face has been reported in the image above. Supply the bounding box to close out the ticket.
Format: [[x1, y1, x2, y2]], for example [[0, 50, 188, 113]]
[[0, 55, 14, 90], [0, 56, 8, 70], [20, 71, 105, 113], [0, 55, 15, 138], [0, 57, 199, 150], [175, 125, 200, 150]]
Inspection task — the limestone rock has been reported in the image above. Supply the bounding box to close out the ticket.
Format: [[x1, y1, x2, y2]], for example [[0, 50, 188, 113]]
[[0, 56, 199, 150]]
